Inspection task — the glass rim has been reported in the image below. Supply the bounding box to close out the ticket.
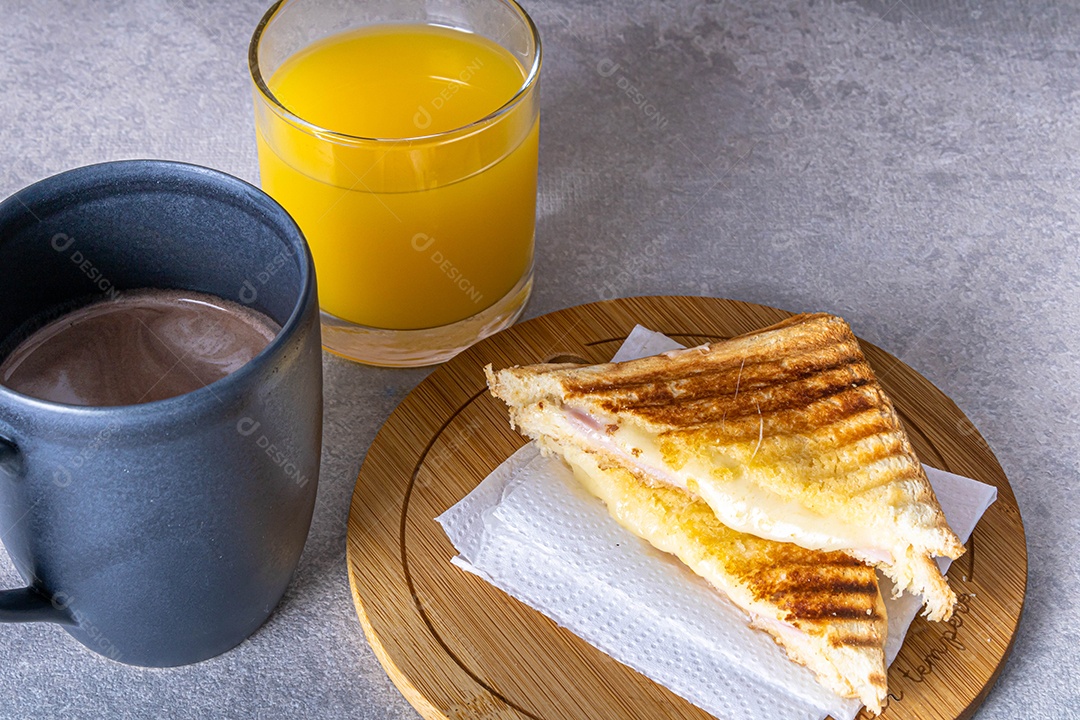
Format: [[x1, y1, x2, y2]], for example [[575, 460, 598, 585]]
[[247, 0, 543, 145]]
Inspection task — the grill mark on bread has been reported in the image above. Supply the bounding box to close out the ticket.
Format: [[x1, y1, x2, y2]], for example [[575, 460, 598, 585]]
[[846, 461, 925, 498], [594, 374, 882, 431], [749, 568, 880, 603], [554, 316, 861, 393], [751, 555, 867, 569], [683, 404, 898, 447], [765, 577, 880, 598], [829, 635, 886, 649], [650, 391, 893, 447], [784, 601, 882, 622], [565, 351, 870, 409], [555, 318, 893, 454]]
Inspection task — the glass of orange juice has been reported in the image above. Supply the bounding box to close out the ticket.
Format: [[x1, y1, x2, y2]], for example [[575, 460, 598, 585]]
[[248, 0, 540, 366]]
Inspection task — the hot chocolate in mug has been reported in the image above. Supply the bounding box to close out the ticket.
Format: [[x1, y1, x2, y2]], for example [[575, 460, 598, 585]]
[[0, 160, 322, 666]]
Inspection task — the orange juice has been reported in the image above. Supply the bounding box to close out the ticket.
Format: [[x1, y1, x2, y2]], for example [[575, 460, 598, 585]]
[[255, 25, 538, 330]]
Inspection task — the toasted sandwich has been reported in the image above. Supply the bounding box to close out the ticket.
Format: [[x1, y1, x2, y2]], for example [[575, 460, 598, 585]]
[[486, 313, 965, 621], [566, 446, 888, 714]]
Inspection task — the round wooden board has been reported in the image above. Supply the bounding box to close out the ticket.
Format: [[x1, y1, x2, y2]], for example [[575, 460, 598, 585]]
[[346, 296, 1026, 720]]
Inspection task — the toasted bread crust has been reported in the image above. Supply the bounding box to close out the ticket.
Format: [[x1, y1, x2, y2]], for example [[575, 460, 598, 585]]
[[486, 313, 965, 622]]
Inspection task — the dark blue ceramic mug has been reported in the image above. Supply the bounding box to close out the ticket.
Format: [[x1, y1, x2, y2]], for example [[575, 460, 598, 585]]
[[0, 160, 322, 666]]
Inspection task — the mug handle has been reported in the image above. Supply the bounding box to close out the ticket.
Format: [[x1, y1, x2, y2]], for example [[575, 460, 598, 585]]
[[0, 434, 18, 476], [0, 587, 71, 623], [0, 436, 74, 625]]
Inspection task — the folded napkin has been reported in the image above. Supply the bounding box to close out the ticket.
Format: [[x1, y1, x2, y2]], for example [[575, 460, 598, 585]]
[[438, 326, 998, 720]]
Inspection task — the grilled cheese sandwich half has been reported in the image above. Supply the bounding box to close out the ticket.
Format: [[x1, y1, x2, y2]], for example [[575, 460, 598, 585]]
[[486, 313, 965, 621], [564, 445, 888, 714]]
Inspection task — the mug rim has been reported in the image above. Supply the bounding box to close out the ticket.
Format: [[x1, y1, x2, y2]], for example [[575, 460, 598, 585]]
[[0, 159, 317, 419]]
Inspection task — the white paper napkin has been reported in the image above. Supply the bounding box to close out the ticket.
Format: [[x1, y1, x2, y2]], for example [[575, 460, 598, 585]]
[[438, 326, 998, 720]]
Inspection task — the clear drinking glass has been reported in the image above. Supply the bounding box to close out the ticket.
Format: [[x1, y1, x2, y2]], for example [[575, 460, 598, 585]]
[[249, 0, 541, 366]]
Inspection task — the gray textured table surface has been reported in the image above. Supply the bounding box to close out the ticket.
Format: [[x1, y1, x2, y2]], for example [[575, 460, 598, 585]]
[[1, 0, 1076, 718]]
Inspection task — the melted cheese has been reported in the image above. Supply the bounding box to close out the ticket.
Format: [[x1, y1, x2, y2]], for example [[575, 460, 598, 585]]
[[563, 408, 894, 564]]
